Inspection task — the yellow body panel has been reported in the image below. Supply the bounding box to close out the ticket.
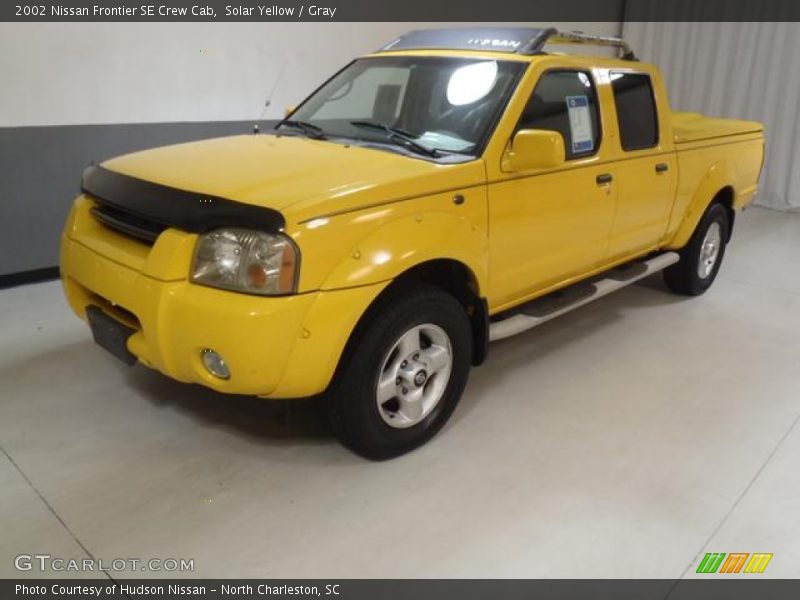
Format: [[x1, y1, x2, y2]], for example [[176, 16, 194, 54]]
[[60, 213, 387, 397], [671, 111, 763, 143], [665, 133, 764, 248], [59, 47, 765, 397]]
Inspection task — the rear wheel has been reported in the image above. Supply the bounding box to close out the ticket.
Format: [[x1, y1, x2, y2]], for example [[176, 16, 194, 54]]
[[327, 285, 472, 460], [664, 202, 730, 296]]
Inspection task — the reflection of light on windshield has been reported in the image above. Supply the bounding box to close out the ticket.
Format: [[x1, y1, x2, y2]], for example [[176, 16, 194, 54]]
[[446, 61, 498, 106], [578, 72, 591, 87]]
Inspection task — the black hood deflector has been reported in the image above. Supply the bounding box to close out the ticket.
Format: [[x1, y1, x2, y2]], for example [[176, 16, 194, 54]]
[[81, 164, 286, 234]]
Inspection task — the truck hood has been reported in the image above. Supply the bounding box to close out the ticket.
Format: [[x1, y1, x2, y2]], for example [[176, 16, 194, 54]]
[[102, 134, 482, 223]]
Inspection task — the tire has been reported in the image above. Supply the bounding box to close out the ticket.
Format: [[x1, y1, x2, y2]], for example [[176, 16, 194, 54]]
[[327, 284, 472, 460], [663, 202, 730, 296]]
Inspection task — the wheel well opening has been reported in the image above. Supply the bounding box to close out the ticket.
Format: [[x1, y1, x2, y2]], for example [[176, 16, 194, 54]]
[[393, 259, 477, 303], [384, 260, 489, 366], [329, 260, 488, 398], [713, 186, 736, 241]]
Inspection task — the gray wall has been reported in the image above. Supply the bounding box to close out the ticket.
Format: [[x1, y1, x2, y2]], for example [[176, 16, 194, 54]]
[[0, 21, 622, 278], [0, 121, 263, 275]]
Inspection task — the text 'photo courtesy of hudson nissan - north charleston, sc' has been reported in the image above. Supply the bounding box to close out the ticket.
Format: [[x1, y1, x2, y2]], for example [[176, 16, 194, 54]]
[[60, 27, 765, 460]]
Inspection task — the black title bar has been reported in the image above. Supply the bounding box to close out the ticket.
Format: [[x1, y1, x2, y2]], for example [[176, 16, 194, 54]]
[[4, 0, 800, 22], [5, 579, 800, 600]]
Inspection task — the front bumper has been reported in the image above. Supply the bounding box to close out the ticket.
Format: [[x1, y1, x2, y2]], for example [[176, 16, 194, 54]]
[[60, 200, 387, 398]]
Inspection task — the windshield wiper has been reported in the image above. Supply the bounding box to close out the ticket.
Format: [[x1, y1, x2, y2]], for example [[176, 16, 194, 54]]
[[276, 119, 327, 140], [349, 120, 440, 158]]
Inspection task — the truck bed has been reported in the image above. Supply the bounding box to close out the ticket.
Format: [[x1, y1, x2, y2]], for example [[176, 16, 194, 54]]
[[672, 112, 763, 144]]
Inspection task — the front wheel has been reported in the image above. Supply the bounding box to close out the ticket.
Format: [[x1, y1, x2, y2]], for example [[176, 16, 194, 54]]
[[327, 285, 472, 460], [664, 202, 730, 296]]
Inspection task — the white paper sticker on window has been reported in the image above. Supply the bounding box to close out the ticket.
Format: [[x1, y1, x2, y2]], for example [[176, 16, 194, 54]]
[[566, 95, 593, 153]]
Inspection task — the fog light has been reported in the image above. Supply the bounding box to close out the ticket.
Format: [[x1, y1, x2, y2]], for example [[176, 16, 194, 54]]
[[201, 349, 230, 379]]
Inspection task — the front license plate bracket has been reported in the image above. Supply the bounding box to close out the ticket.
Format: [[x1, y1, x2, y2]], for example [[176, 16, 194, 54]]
[[85, 305, 138, 366]]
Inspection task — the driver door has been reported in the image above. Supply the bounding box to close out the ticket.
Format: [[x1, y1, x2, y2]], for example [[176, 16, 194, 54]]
[[488, 68, 618, 310]]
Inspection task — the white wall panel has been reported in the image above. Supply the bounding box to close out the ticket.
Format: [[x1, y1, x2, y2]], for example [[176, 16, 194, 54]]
[[0, 21, 621, 127]]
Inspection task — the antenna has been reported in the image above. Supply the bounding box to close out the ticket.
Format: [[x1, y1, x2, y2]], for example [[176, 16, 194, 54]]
[[253, 61, 286, 134]]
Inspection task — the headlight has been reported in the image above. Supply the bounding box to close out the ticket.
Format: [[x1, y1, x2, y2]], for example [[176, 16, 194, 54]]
[[191, 228, 299, 295]]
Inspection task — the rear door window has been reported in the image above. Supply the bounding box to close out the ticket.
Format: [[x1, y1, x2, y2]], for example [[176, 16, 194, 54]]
[[610, 72, 659, 151]]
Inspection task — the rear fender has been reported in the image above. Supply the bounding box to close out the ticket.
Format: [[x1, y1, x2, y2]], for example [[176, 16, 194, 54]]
[[667, 160, 733, 249]]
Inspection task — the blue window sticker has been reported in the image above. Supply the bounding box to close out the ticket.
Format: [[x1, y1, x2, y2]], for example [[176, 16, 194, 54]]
[[566, 95, 594, 154]]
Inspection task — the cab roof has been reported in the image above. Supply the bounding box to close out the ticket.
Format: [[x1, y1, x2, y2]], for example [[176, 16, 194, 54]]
[[376, 27, 636, 61]]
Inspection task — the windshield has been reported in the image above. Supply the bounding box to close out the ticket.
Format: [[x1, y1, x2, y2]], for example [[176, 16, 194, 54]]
[[287, 56, 526, 156]]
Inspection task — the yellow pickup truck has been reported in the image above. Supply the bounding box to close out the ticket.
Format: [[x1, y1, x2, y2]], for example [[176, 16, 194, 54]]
[[60, 27, 764, 459]]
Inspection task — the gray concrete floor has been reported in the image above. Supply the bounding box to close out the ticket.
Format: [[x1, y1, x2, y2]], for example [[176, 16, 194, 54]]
[[1, 206, 799, 579]]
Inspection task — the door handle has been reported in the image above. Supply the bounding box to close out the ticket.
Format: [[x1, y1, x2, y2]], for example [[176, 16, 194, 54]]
[[655, 163, 669, 173], [596, 173, 613, 185]]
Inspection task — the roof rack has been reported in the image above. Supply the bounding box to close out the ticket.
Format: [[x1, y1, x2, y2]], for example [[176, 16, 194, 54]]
[[378, 27, 636, 61], [544, 30, 637, 61]]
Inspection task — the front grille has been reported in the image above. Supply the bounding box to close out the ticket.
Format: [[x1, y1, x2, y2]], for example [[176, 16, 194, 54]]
[[90, 204, 166, 245]]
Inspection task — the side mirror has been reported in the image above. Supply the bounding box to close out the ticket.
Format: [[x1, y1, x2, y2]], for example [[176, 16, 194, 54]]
[[284, 105, 296, 117], [503, 129, 565, 172]]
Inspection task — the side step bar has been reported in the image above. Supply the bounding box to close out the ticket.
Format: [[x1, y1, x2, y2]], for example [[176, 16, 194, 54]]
[[488, 252, 680, 342]]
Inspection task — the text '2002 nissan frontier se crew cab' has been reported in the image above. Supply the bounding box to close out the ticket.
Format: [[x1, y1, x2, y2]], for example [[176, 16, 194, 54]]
[[60, 28, 765, 459]]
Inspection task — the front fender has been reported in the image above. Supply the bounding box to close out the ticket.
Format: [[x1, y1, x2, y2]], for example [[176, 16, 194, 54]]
[[666, 160, 733, 250], [321, 211, 488, 293]]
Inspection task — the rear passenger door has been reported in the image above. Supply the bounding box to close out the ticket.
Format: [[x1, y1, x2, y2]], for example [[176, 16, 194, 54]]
[[606, 70, 677, 259]]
